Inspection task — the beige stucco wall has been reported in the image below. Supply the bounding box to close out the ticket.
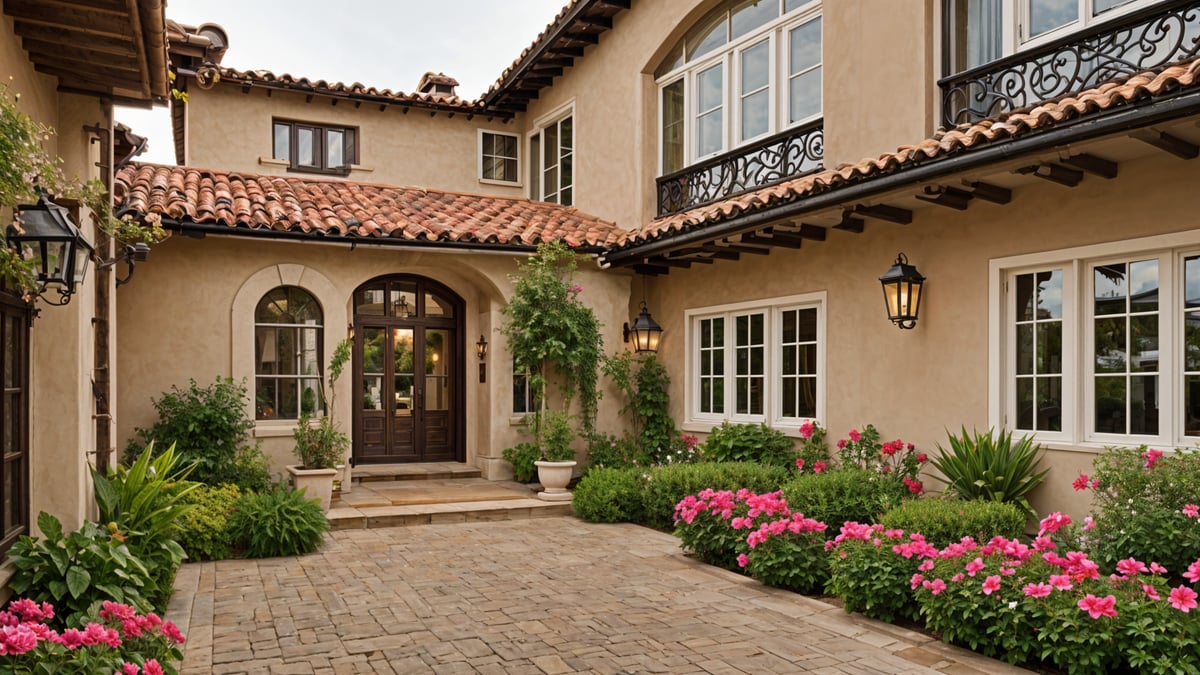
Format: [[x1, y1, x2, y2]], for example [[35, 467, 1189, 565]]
[[645, 150, 1200, 521], [115, 235, 631, 480]]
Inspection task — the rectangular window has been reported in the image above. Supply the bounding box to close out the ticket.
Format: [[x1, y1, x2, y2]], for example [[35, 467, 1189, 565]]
[[480, 131, 520, 184], [530, 112, 573, 205], [688, 293, 824, 428], [787, 16, 822, 124], [995, 238, 1200, 446], [662, 79, 685, 174], [513, 358, 536, 415], [272, 120, 357, 174], [0, 295, 29, 559]]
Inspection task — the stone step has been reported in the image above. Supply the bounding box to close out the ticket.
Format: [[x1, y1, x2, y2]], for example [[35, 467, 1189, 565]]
[[350, 462, 482, 483], [327, 499, 572, 530]]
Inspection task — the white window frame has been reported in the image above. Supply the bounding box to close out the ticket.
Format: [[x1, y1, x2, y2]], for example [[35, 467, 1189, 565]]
[[685, 292, 825, 435], [989, 230, 1200, 451], [1017, 0, 1156, 50], [655, 1, 822, 176], [528, 100, 575, 206], [477, 129, 521, 186]]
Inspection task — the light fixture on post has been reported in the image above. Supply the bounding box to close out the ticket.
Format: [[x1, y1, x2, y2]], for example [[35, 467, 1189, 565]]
[[7, 191, 94, 306], [475, 335, 488, 383], [879, 253, 925, 329], [96, 242, 151, 286], [623, 301, 664, 353]]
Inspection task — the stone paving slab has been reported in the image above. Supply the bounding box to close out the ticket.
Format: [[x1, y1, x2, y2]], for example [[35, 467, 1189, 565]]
[[169, 518, 1032, 674]]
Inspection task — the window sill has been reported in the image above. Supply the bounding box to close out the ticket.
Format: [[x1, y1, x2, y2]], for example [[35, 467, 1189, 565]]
[[509, 415, 532, 427], [0, 560, 14, 592], [257, 156, 289, 168], [254, 422, 300, 438], [479, 177, 523, 188], [681, 420, 814, 439]]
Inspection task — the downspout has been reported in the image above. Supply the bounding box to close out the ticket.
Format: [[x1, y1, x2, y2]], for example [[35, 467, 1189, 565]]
[[85, 118, 114, 473]]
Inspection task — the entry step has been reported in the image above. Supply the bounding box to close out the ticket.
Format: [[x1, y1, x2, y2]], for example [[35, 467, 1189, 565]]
[[351, 462, 482, 482]]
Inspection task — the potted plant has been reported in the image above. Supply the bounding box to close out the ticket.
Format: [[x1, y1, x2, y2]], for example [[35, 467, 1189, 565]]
[[287, 339, 351, 510], [532, 410, 577, 501]]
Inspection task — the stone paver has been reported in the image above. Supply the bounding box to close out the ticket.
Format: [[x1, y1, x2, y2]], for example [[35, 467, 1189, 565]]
[[169, 518, 1031, 674]]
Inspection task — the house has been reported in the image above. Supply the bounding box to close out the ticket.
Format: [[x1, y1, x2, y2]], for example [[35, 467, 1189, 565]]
[[0, 0, 168, 571], [112, 0, 1200, 518]]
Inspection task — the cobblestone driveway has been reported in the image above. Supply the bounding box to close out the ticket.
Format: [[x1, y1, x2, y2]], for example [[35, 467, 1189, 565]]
[[168, 517, 1028, 674]]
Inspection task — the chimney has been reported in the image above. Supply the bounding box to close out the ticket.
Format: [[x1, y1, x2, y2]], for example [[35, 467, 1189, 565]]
[[416, 72, 459, 99]]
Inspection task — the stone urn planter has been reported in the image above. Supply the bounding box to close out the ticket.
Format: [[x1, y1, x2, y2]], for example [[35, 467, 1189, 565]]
[[287, 465, 338, 511], [534, 460, 577, 502]]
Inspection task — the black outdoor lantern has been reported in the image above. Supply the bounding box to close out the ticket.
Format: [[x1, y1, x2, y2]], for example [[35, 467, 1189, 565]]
[[879, 253, 925, 329], [475, 335, 488, 361], [7, 192, 94, 306], [623, 301, 664, 353]]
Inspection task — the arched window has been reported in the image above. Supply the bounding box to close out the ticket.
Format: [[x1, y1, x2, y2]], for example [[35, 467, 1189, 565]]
[[255, 286, 323, 420], [657, 0, 822, 174]]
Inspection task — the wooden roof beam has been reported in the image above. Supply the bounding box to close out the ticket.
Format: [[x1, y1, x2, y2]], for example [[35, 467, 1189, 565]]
[[1063, 153, 1118, 178], [1018, 163, 1083, 187], [576, 16, 613, 30], [915, 185, 973, 210], [963, 180, 1012, 204], [833, 211, 865, 233], [855, 203, 912, 224], [1131, 129, 1199, 159]]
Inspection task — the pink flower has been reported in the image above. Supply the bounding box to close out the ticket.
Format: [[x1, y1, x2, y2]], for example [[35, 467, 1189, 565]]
[[917, 559, 935, 572], [1077, 594, 1118, 619], [1038, 512, 1071, 537], [795, 458, 805, 471], [923, 578, 947, 595], [798, 422, 814, 439], [1150, 562, 1168, 575], [1116, 558, 1148, 576], [1183, 559, 1200, 584], [1141, 448, 1163, 469], [162, 621, 185, 644], [813, 461, 827, 474], [1142, 584, 1160, 600], [567, 284, 583, 294], [951, 573, 965, 583], [981, 575, 1001, 595], [1184, 504, 1199, 519], [1049, 574, 1074, 590], [911, 573, 925, 590], [0, 625, 38, 655], [1169, 586, 1198, 613], [143, 660, 164, 675], [1023, 583, 1052, 598], [916, 453, 928, 463], [1072, 473, 1090, 491], [736, 553, 749, 568], [903, 477, 924, 494], [1090, 478, 1101, 489], [965, 557, 985, 577], [849, 429, 862, 442], [836, 439, 847, 450], [1083, 516, 1097, 532], [122, 664, 140, 675]]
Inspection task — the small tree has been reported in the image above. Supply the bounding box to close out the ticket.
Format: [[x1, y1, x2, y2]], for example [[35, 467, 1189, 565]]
[[501, 241, 603, 456]]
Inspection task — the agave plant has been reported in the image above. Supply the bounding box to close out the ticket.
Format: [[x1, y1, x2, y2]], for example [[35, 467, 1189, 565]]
[[930, 428, 1049, 518]]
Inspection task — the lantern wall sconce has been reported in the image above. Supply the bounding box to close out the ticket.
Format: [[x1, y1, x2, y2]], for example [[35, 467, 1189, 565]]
[[7, 192, 94, 306], [475, 335, 488, 383], [97, 242, 151, 287], [623, 301, 664, 353], [879, 253, 925, 329]]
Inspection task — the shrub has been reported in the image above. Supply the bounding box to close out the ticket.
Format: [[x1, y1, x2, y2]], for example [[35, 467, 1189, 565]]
[[292, 413, 347, 469], [929, 427, 1048, 517], [1081, 445, 1200, 580], [642, 462, 789, 531], [782, 468, 906, 527], [701, 422, 796, 467], [126, 377, 271, 492], [6, 513, 157, 626], [502, 442, 539, 483], [600, 352, 679, 466], [174, 484, 241, 561], [825, 523, 931, 622], [572, 467, 647, 523], [740, 510, 829, 593], [880, 498, 1026, 548], [673, 489, 763, 570], [227, 486, 328, 558], [834, 424, 927, 494]]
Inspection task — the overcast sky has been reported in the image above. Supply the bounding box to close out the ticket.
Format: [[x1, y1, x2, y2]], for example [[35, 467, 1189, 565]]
[[115, 0, 568, 164]]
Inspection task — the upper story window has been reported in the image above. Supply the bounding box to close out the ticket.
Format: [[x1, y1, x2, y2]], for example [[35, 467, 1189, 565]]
[[479, 130, 520, 184], [657, 0, 822, 175], [255, 286, 323, 420], [529, 107, 573, 206], [272, 120, 357, 175]]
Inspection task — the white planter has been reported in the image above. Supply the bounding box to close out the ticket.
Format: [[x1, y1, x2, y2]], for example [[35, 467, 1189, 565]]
[[286, 465, 338, 511], [534, 460, 577, 502], [337, 463, 352, 494]]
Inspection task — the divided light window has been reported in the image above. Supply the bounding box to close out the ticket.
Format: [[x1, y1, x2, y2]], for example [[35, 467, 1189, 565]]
[[657, 0, 822, 175], [480, 131, 520, 183], [273, 120, 357, 174], [255, 286, 324, 420], [529, 114, 573, 206], [688, 294, 823, 429]]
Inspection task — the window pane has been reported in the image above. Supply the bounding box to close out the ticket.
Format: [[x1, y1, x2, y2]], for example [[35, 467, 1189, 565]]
[[789, 68, 821, 124], [782, 344, 796, 374], [389, 283, 418, 318], [1095, 376, 1126, 433], [1095, 263, 1126, 315], [741, 90, 769, 141], [530, 136, 541, 200], [327, 129, 344, 168], [951, 0, 1002, 71], [1017, 324, 1034, 375], [500, 134, 517, 158], [730, 0, 778, 40], [1129, 259, 1159, 312], [544, 125, 558, 167], [686, 12, 727, 61], [357, 287, 386, 315], [698, 111, 724, 157], [1186, 375, 1200, 436], [1186, 256, 1200, 308], [662, 80, 685, 174], [1016, 377, 1034, 430], [741, 41, 770, 94], [1186, 313, 1200, 371], [273, 123, 290, 161], [1029, 0, 1077, 38], [789, 18, 821, 72], [1036, 376, 1062, 431], [344, 128, 357, 164], [713, 316, 725, 347], [1036, 322, 1061, 374], [796, 377, 816, 418], [796, 308, 816, 342], [1129, 315, 1158, 373], [1016, 273, 1035, 321], [1130, 375, 1158, 435], [1094, 317, 1126, 373], [1093, 0, 1134, 17], [559, 117, 573, 151], [297, 127, 315, 166], [425, 292, 453, 318], [697, 63, 724, 112], [1036, 270, 1063, 318]]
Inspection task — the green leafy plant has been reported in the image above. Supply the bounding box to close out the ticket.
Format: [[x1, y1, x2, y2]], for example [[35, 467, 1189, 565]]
[[825, 525, 924, 622], [642, 462, 789, 531], [930, 427, 1049, 517], [537, 409, 577, 462], [126, 377, 271, 492], [293, 338, 353, 469], [794, 420, 831, 472], [502, 442, 540, 483], [782, 468, 907, 527], [741, 515, 829, 593], [572, 467, 648, 523], [880, 497, 1026, 548], [174, 483, 241, 561], [227, 486, 329, 558], [701, 422, 797, 467], [6, 513, 157, 626], [600, 352, 677, 466]]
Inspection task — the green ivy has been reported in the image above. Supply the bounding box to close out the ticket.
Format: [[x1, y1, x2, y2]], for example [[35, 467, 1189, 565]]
[[600, 352, 677, 466]]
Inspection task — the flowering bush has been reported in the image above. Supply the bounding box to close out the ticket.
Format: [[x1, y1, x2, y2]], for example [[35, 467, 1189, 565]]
[[739, 508, 829, 593], [1079, 445, 1200, 581], [794, 420, 830, 472], [0, 598, 184, 674], [642, 462, 789, 531], [825, 523, 934, 622], [673, 488, 777, 570], [781, 468, 906, 527], [834, 424, 925, 491], [879, 497, 1026, 548]]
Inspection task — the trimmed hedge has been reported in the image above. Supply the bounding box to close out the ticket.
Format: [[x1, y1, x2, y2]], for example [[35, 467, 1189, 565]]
[[879, 497, 1026, 547], [642, 462, 789, 530], [781, 468, 906, 527], [701, 422, 797, 467], [573, 467, 647, 523], [174, 483, 241, 561]]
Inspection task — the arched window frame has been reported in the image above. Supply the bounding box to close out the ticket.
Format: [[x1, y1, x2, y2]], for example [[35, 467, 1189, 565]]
[[656, 0, 823, 175], [254, 286, 325, 421]]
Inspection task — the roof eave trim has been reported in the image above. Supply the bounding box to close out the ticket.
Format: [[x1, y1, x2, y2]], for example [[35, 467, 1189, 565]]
[[483, 0, 601, 107]]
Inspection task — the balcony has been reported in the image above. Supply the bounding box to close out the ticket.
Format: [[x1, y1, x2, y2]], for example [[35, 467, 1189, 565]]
[[656, 120, 824, 217], [940, 0, 1200, 128]]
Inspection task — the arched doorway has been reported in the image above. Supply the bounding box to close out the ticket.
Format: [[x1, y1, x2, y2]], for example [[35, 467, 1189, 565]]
[[352, 276, 464, 464]]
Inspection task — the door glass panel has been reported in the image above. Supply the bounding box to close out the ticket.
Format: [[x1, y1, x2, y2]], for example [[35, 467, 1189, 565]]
[[393, 328, 414, 416], [389, 283, 418, 318], [425, 329, 450, 412], [697, 63, 724, 157], [740, 41, 770, 141], [1093, 0, 1134, 16], [1129, 259, 1159, 312], [1094, 263, 1126, 315], [361, 328, 384, 411]]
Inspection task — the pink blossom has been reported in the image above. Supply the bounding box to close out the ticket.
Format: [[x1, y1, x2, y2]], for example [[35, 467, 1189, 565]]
[[911, 573, 926, 590], [981, 575, 1002, 595], [849, 429, 862, 442], [923, 578, 947, 595], [813, 461, 827, 474], [836, 439, 847, 450], [122, 664, 140, 675], [1090, 478, 1101, 489], [1038, 512, 1072, 537], [1142, 584, 1160, 600], [965, 557, 985, 577], [1072, 473, 1090, 491], [162, 621, 185, 644], [795, 458, 805, 471], [916, 453, 928, 463], [1141, 448, 1163, 469], [1023, 583, 1052, 598], [951, 573, 965, 583], [1150, 562, 1168, 575], [143, 660, 164, 675], [902, 476, 924, 494], [1116, 558, 1149, 576], [56, 627, 85, 649], [567, 284, 583, 294], [918, 559, 935, 572], [1077, 594, 1118, 619], [0, 625, 38, 655], [1184, 504, 1199, 519], [1031, 536, 1056, 551], [1183, 559, 1200, 584], [1083, 516, 1097, 532], [798, 422, 815, 439], [1049, 574, 1074, 590], [1169, 586, 1198, 613], [737, 553, 750, 568]]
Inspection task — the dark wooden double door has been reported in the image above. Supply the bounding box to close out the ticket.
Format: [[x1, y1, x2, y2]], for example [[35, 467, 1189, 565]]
[[353, 277, 462, 464]]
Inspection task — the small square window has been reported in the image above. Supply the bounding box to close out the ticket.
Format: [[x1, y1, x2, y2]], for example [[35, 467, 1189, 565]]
[[273, 120, 357, 175], [480, 131, 520, 184]]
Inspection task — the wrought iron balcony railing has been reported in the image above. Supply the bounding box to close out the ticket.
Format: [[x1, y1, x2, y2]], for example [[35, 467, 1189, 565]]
[[656, 120, 823, 217], [940, 0, 1200, 127]]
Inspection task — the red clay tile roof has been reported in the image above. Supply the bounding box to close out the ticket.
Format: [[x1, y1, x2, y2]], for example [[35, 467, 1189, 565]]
[[613, 55, 1200, 252], [114, 164, 624, 249], [213, 67, 486, 113]]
